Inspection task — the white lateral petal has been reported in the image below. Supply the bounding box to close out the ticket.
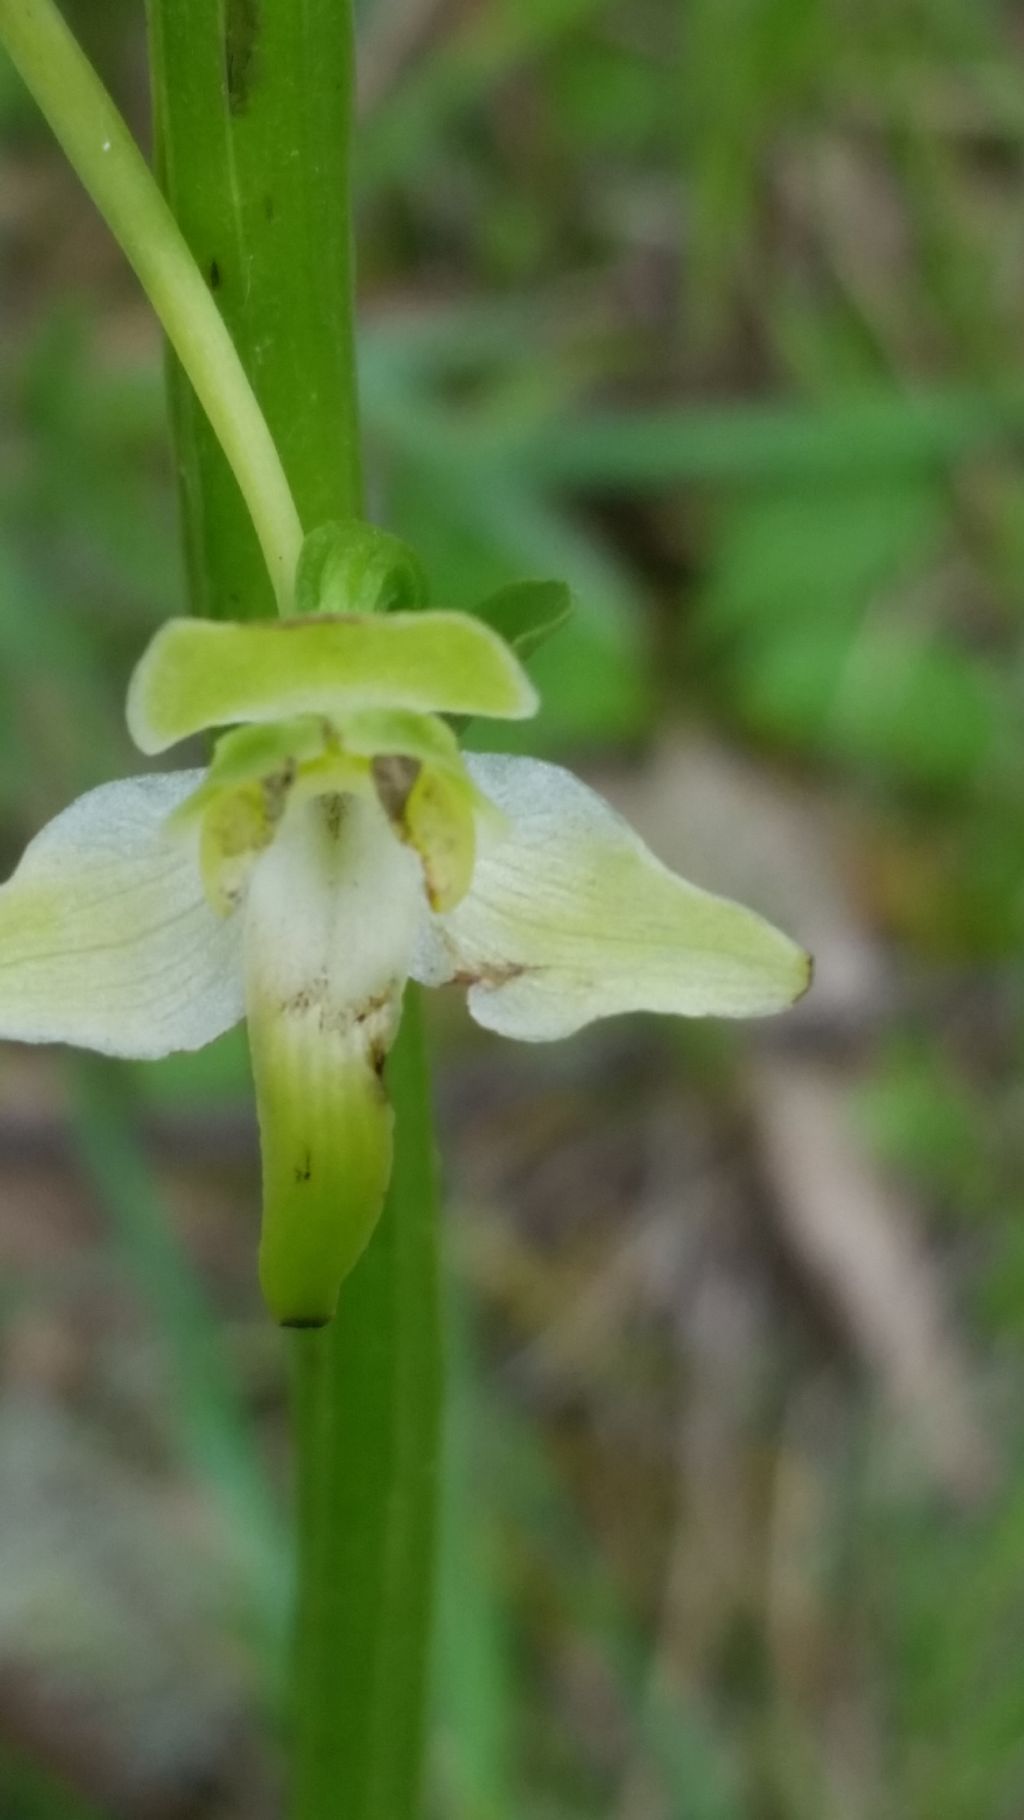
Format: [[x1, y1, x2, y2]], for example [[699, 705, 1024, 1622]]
[[413, 755, 811, 1040], [0, 772, 244, 1058]]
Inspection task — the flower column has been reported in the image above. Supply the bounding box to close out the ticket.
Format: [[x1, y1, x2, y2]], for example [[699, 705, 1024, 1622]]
[[146, 5, 443, 1816]]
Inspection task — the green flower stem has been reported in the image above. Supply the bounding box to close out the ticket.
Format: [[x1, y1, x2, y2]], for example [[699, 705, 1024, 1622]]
[[291, 989, 442, 1819], [146, 0, 363, 621], [0, 0, 302, 611], [145, 4, 442, 1817]]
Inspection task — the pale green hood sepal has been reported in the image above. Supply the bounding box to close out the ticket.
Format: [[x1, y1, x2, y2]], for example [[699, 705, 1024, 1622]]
[[242, 792, 425, 1326], [412, 755, 812, 1041], [127, 611, 538, 755], [0, 772, 244, 1058]]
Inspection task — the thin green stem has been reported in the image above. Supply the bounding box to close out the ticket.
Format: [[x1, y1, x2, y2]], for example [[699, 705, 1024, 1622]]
[[291, 990, 442, 1820], [0, 0, 302, 608], [146, 0, 364, 620]]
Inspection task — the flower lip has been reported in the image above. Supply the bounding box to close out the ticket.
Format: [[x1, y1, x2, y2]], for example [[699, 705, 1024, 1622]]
[[244, 792, 423, 1325]]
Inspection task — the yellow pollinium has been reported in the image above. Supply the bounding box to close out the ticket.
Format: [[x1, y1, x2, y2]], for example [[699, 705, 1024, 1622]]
[[199, 782, 281, 916], [401, 767, 477, 912]]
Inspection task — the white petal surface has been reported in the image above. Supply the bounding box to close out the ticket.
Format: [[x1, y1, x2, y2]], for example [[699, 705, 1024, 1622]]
[[243, 792, 424, 1031], [413, 755, 811, 1040], [243, 795, 425, 1324], [0, 772, 244, 1058]]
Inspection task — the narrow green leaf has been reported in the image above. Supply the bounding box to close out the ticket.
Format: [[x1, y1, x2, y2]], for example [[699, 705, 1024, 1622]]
[[471, 577, 574, 661]]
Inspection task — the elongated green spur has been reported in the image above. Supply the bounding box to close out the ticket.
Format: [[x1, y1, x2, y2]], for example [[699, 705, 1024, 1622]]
[[0, 606, 809, 1324]]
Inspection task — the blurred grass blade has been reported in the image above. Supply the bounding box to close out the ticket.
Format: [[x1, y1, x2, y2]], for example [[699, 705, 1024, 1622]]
[[0, 1742, 111, 1820], [503, 387, 1024, 490], [359, 0, 613, 183], [70, 1054, 288, 1653], [495, 1405, 747, 1819], [434, 1269, 514, 1819]]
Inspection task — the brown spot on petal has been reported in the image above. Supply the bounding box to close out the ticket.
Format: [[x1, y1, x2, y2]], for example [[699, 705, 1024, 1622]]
[[372, 755, 421, 822], [453, 961, 528, 989]]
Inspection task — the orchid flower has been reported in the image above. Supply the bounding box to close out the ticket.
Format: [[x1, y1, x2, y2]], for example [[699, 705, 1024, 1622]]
[[0, 602, 809, 1325]]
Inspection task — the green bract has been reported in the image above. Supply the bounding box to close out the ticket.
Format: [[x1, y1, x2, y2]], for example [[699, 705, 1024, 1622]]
[[295, 518, 429, 617], [0, 607, 810, 1325]]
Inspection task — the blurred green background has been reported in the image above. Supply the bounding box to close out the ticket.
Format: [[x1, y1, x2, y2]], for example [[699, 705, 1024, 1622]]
[[3, 1, 1024, 1815]]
